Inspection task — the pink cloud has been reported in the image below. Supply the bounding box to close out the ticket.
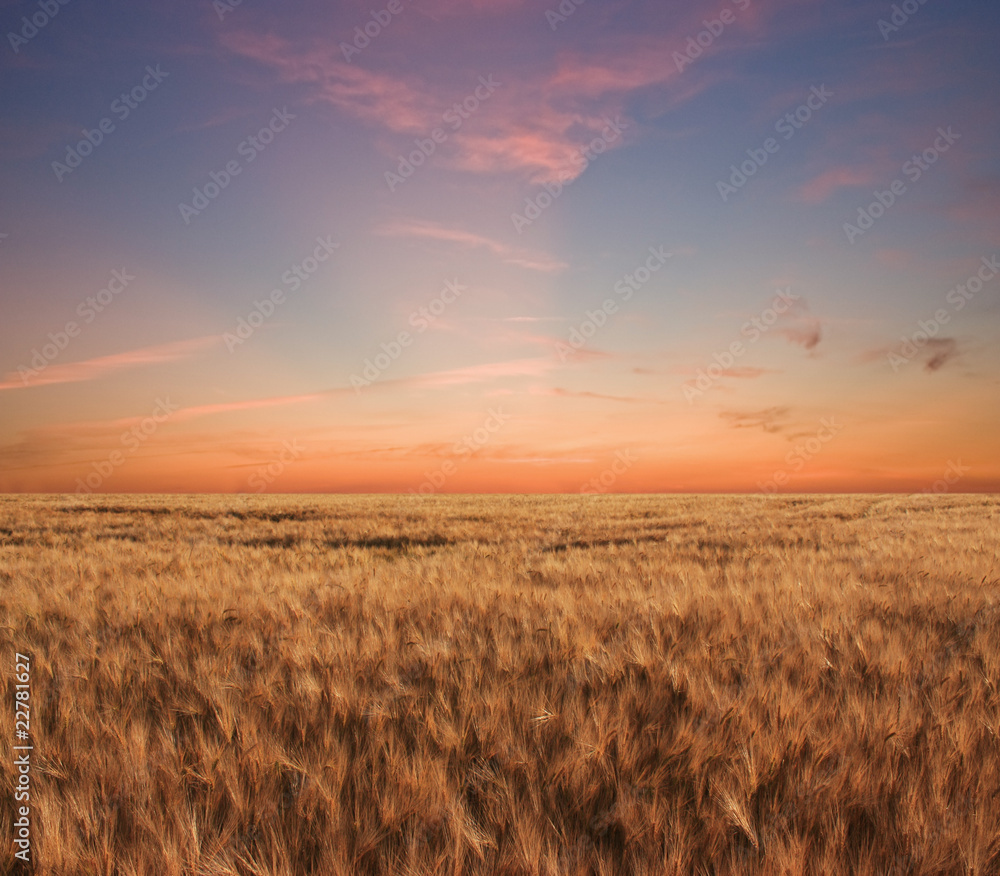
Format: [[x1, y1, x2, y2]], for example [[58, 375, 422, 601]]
[[449, 129, 595, 184], [719, 367, 777, 379], [548, 40, 691, 98], [548, 387, 660, 405], [672, 364, 776, 380], [502, 316, 564, 323], [377, 219, 567, 272], [220, 32, 434, 134], [775, 324, 822, 350], [170, 392, 332, 423], [0, 336, 218, 392], [554, 347, 616, 363], [797, 166, 880, 203], [219, 31, 684, 184], [409, 357, 557, 387], [772, 298, 823, 351], [874, 248, 916, 269]]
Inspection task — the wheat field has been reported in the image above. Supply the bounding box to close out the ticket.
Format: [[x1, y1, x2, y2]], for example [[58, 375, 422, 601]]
[[1, 493, 998, 875]]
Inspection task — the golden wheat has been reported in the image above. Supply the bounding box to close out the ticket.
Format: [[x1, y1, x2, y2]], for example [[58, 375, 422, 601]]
[[1, 493, 998, 875]]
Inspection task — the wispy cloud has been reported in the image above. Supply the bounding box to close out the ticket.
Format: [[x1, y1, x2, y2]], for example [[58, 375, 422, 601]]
[[408, 356, 557, 387], [775, 298, 823, 351], [376, 219, 567, 273], [797, 165, 880, 203], [857, 337, 961, 373], [547, 387, 661, 405], [219, 29, 712, 184], [923, 337, 959, 372], [501, 316, 565, 323], [775, 322, 822, 351], [171, 392, 333, 423], [720, 406, 792, 434], [221, 32, 434, 133], [718, 366, 778, 379], [0, 336, 218, 393]]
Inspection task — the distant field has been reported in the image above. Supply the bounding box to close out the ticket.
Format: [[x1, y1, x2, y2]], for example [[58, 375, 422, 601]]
[[1, 494, 999, 875]]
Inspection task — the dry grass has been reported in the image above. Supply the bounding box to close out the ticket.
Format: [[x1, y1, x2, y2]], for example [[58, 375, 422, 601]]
[[1, 493, 999, 875]]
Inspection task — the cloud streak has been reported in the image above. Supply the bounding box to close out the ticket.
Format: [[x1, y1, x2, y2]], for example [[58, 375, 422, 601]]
[[376, 219, 567, 273], [720, 406, 792, 434], [219, 29, 714, 184], [0, 337, 218, 393], [923, 338, 959, 372]]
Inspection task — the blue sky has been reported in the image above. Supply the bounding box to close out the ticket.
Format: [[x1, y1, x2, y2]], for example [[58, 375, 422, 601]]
[[1, 0, 998, 493]]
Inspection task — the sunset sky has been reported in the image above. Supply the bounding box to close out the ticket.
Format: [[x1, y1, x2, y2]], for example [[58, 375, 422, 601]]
[[1, 0, 998, 493]]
